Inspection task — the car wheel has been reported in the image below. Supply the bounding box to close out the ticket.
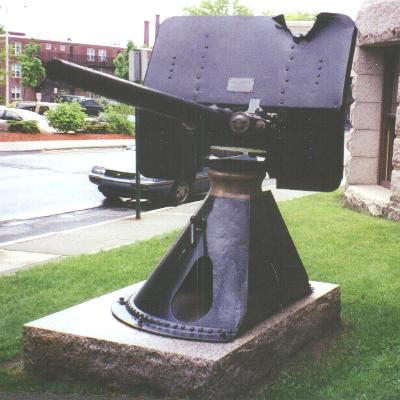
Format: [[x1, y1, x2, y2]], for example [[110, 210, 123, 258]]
[[170, 179, 191, 205], [99, 189, 120, 201]]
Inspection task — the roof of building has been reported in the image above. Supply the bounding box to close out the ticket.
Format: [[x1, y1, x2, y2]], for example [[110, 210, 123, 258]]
[[2, 32, 124, 49]]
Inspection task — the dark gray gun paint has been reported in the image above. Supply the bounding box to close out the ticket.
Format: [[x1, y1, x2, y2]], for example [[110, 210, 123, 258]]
[[46, 13, 356, 342]]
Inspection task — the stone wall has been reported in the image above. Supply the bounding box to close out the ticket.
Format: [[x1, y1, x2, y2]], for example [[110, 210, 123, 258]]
[[344, 0, 400, 221], [389, 100, 400, 220], [356, 0, 400, 46], [345, 46, 384, 185]]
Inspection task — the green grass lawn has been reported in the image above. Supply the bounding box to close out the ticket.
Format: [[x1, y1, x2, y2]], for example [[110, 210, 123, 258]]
[[1, 192, 400, 399]]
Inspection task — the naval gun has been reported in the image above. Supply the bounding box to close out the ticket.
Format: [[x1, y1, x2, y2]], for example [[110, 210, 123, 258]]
[[47, 13, 356, 342]]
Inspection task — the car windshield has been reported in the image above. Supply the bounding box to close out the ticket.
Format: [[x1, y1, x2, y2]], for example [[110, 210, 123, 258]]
[[16, 103, 36, 111]]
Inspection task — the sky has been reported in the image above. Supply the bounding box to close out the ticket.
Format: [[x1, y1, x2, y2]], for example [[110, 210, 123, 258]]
[[1, 0, 363, 47]]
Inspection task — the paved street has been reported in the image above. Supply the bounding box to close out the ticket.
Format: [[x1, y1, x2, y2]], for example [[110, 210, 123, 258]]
[[0, 146, 205, 245], [0, 147, 133, 222]]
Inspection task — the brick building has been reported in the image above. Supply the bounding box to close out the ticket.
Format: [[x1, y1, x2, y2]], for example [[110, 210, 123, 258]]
[[0, 32, 124, 103]]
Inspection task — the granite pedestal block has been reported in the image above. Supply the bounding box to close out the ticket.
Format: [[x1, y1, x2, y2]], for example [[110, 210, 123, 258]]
[[23, 281, 340, 399]]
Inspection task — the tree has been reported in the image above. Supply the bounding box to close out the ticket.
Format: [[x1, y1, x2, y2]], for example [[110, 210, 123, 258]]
[[113, 40, 138, 80], [262, 10, 317, 21], [184, 0, 253, 16], [17, 41, 45, 92]]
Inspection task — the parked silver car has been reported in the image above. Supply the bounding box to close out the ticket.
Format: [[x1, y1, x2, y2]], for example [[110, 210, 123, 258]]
[[89, 147, 210, 205], [0, 107, 55, 134]]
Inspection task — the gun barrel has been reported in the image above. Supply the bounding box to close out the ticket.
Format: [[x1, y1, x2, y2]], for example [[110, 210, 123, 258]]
[[46, 59, 230, 127]]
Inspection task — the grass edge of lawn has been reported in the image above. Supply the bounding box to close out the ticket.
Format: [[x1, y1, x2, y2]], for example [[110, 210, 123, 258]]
[[1, 191, 400, 399]]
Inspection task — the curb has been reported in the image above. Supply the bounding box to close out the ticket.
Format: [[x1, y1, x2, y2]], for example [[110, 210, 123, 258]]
[[0, 139, 135, 152]]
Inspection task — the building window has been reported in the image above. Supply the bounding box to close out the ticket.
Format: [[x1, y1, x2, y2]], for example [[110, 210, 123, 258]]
[[86, 91, 95, 99], [14, 42, 22, 55], [45, 43, 51, 50], [11, 86, 22, 100], [98, 49, 106, 61], [12, 64, 21, 78], [60, 44, 65, 51], [87, 48, 95, 61]]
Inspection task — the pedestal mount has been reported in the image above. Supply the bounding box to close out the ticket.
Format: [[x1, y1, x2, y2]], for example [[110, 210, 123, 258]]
[[112, 163, 311, 342]]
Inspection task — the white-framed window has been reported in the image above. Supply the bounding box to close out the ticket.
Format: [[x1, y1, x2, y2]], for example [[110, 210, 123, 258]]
[[86, 91, 95, 99], [45, 43, 51, 50], [98, 49, 106, 61], [14, 42, 22, 55], [11, 85, 22, 100], [12, 64, 21, 78], [59, 44, 65, 51], [87, 48, 95, 61]]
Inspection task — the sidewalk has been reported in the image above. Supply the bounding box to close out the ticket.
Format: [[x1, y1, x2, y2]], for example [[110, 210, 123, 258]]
[[0, 138, 135, 152], [0, 187, 314, 275]]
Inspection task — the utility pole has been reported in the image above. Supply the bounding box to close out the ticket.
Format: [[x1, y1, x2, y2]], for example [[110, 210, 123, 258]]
[[1, 5, 9, 105], [228, 0, 234, 15], [5, 28, 8, 105], [2, 4, 28, 105], [128, 49, 143, 220]]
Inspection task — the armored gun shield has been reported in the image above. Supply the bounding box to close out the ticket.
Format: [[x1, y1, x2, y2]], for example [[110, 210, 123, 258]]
[[138, 13, 356, 191], [112, 14, 356, 342]]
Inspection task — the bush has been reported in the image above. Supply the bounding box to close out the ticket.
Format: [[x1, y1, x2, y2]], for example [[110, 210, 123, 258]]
[[8, 120, 40, 133], [104, 103, 134, 116], [98, 98, 135, 113], [45, 101, 87, 133], [85, 123, 111, 133], [102, 113, 134, 134], [100, 103, 135, 134]]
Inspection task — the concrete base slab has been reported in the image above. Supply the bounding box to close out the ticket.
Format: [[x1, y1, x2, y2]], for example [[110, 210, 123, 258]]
[[23, 281, 340, 399], [0, 249, 59, 275]]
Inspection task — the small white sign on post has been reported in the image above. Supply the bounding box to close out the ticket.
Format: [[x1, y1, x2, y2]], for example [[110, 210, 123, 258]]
[[140, 50, 149, 82], [128, 50, 135, 82], [36, 92, 42, 101], [128, 50, 150, 82], [128, 50, 142, 82]]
